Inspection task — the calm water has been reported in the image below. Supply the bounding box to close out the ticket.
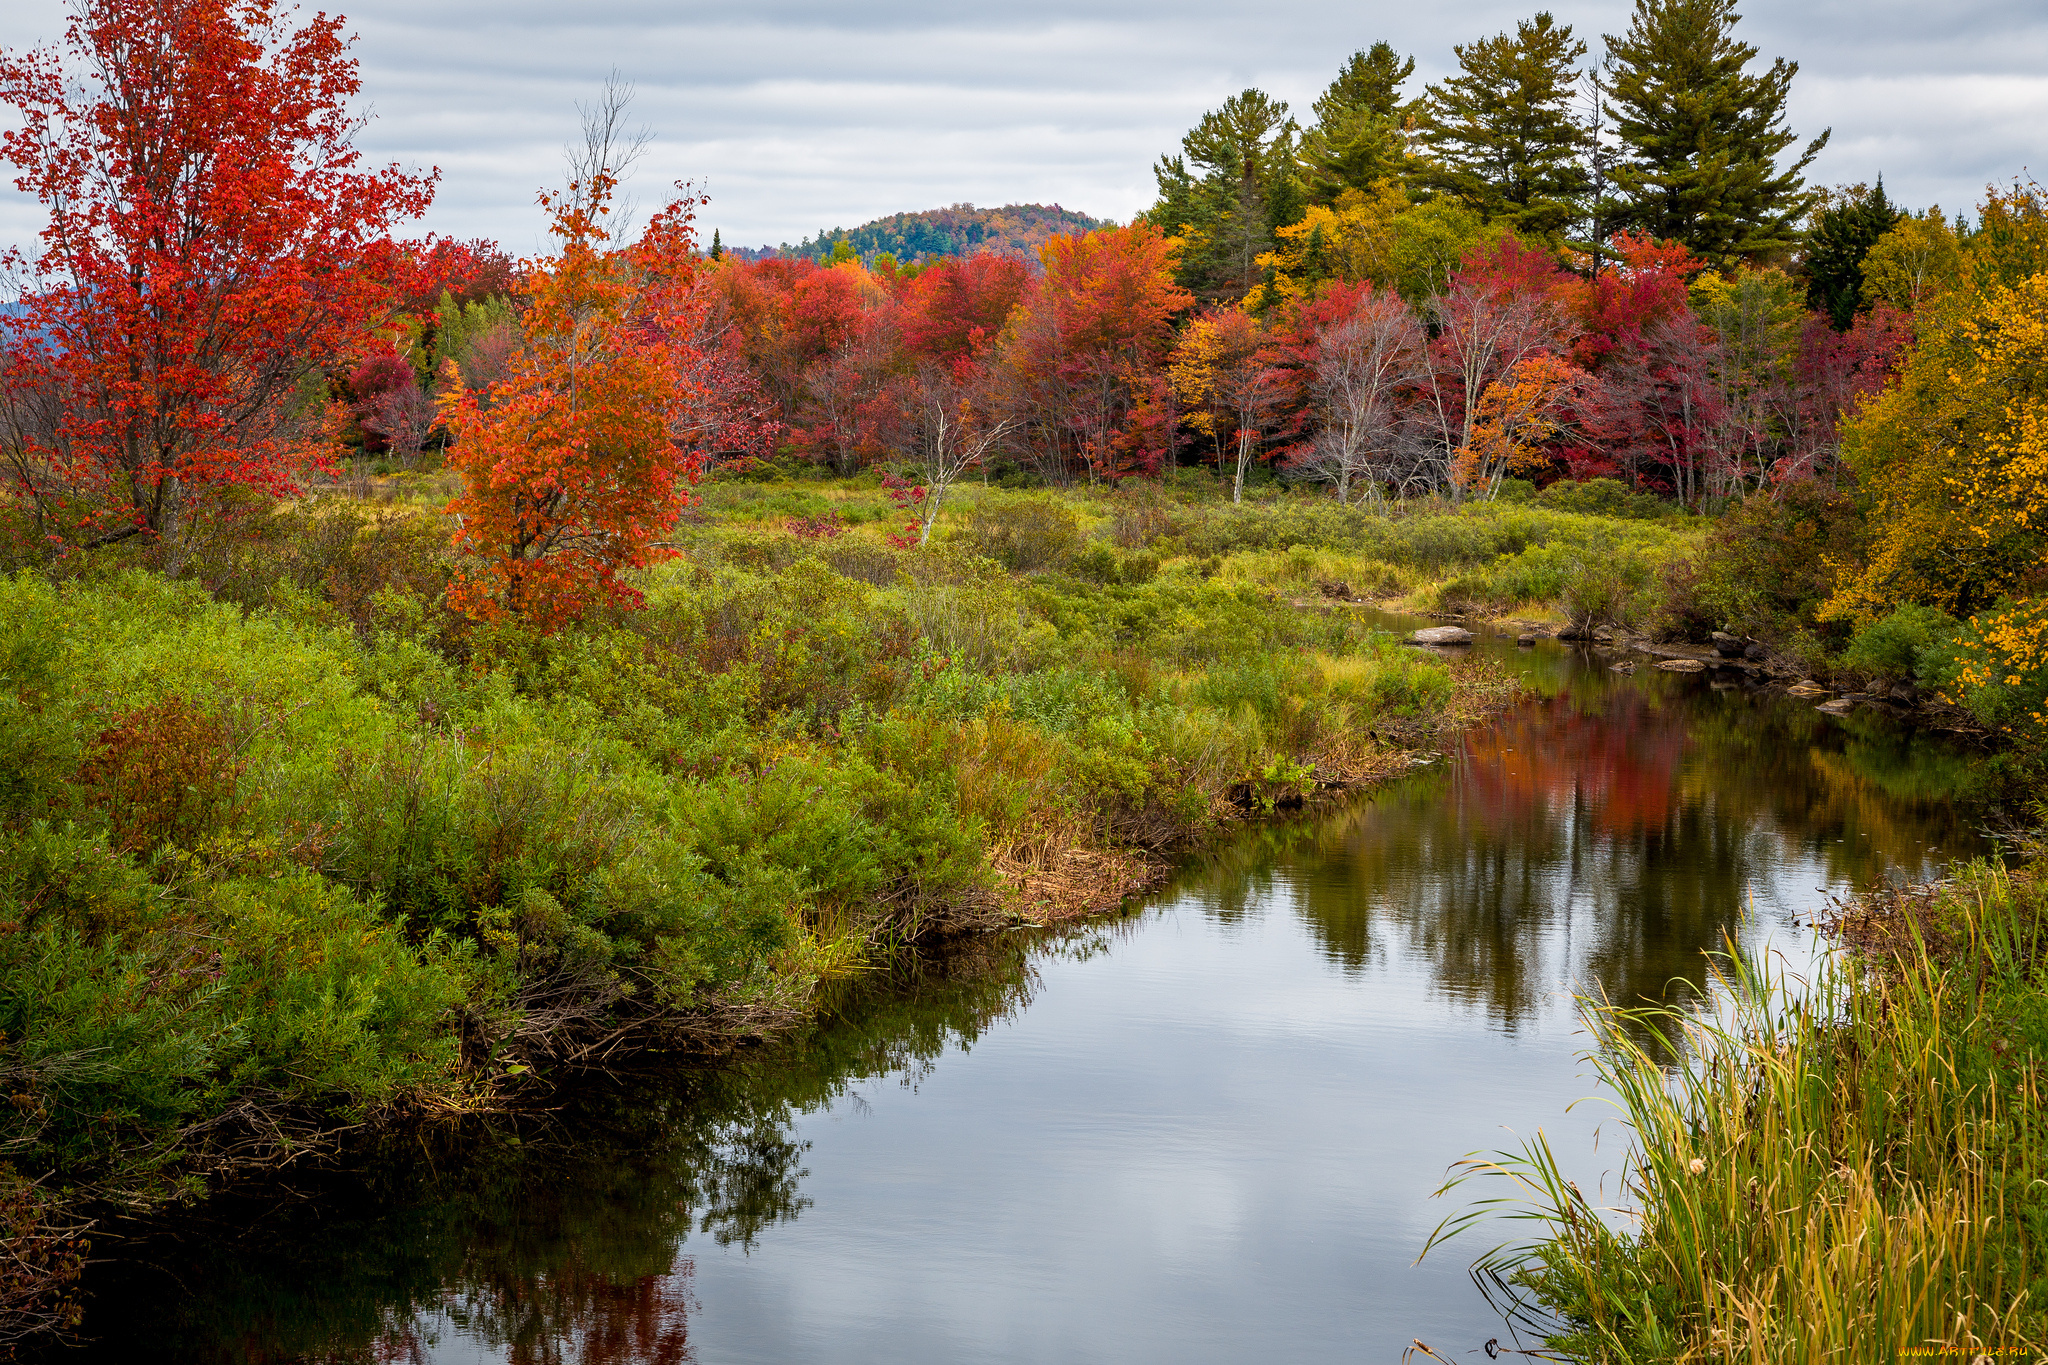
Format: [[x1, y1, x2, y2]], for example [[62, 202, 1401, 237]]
[[62, 628, 1989, 1364]]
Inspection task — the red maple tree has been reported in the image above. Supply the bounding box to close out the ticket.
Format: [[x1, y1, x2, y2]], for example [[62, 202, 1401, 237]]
[[1000, 223, 1191, 483], [0, 0, 437, 558]]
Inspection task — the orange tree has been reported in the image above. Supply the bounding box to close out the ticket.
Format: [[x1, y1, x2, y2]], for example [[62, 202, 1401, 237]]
[[440, 178, 766, 631]]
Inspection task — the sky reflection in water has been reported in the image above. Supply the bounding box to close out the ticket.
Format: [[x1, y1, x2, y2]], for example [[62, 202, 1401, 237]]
[[65, 637, 1988, 1364]]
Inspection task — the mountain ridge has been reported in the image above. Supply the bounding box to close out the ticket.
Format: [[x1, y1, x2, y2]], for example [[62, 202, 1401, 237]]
[[732, 202, 1112, 264]]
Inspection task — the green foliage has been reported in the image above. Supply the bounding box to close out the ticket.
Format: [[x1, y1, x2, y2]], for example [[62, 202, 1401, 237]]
[[1150, 89, 1305, 299], [0, 821, 467, 1191], [1603, 0, 1828, 265], [1418, 12, 1590, 241], [1, 477, 1655, 1317], [1435, 864, 2048, 1355], [954, 493, 1085, 571], [1536, 477, 1672, 519], [1297, 42, 1417, 205], [429, 290, 518, 386], [1388, 197, 1508, 302], [1841, 603, 1957, 685], [1803, 179, 1903, 328], [1687, 484, 1863, 643]]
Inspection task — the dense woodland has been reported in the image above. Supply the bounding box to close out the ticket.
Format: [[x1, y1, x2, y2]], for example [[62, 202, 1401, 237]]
[[0, 0, 2045, 1354], [729, 202, 1111, 265]]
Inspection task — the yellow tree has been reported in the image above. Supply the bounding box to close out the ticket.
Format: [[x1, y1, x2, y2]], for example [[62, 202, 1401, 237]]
[[1250, 182, 1408, 309], [1168, 308, 1279, 502], [1829, 271, 2048, 623], [1860, 207, 1963, 312]]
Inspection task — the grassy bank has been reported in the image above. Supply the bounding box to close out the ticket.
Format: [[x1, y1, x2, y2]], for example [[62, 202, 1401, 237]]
[[1434, 845, 2048, 1359], [0, 475, 1724, 1339]]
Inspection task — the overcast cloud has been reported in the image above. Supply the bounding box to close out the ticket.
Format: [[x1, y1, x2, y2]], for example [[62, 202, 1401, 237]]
[[2, 0, 2044, 256]]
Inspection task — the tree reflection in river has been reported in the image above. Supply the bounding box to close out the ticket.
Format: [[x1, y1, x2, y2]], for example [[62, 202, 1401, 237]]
[[56, 938, 1046, 1365], [1172, 661, 1985, 1032]]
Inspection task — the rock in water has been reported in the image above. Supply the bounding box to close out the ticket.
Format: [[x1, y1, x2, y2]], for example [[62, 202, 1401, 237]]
[[1710, 631, 1748, 658], [1516, 633, 1536, 647], [1654, 658, 1707, 673], [1816, 699, 1854, 715], [1411, 625, 1474, 646]]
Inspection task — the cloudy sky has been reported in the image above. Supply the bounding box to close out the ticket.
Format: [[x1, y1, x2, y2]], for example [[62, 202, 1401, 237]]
[[2, 0, 2044, 256]]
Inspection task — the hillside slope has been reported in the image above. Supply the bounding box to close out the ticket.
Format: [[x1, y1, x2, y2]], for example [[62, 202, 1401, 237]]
[[739, 202, 1111, 264]]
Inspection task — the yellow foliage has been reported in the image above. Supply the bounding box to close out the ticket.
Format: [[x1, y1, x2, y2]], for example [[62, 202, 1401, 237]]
[[1829, 271, 2048, 623], [1249, 182, 1408, 309], [1951, 598, 2048, 735], [1166, 309, 1264, 440], [1453, 355, 1581, 497]]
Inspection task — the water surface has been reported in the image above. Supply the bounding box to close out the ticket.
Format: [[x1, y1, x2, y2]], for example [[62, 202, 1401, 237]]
[[63, 631, 1988, 1363]]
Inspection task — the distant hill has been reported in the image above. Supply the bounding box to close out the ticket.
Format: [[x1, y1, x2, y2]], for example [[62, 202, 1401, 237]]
[[734, 203, 1113, 265]]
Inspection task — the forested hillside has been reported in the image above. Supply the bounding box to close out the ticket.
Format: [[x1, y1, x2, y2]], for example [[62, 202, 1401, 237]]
[[734, 203, 1110, 265]]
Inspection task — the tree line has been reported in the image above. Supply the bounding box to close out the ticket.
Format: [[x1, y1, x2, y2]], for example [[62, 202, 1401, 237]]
[[0, 0, 2038, 655]]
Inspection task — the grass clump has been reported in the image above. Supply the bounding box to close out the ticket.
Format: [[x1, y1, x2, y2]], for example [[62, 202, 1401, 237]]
[[1430, 858, 2048, 1358]]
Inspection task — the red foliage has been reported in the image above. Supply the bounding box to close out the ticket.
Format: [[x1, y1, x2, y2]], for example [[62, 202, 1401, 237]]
[[1001, 223, 1192, 481], [1777, 303, 1913, 485], [879, 472, 930, 548], [403, 236, 518, 313], [2, 1, 436, 556], [1577, 313, 1724, 497], [442, 180, 772, 630], [712, 258, 869, 416], [897, 254, 1030, 365], [1419, 244, 1574, 482], [347, 347, 421, 454], [1569, 232, 1704, 370], [0, 0, 436, 552]]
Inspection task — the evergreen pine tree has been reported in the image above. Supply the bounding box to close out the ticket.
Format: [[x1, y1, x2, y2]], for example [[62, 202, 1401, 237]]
[[1148, 89, 1301, 299], [1802, 178, 1903, 328], [1299, 42, 1418, 205], [1603, 0, 1828, 266], [1418, 12, 1590, 241], [710, 227, 723, 260]]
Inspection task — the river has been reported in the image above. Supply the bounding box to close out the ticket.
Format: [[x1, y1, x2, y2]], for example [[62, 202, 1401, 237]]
[[56, 625, 1990, 1363]]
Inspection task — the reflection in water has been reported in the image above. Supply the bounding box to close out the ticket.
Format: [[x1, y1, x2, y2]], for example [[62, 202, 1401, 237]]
[[1182, 662, 1980, 1037], [67, 939, 1047, 1365], [52, 642, 1988, 1364]]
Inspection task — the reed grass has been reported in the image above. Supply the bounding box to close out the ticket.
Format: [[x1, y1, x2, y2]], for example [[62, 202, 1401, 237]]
[[1428, 863, 2048, 1361]]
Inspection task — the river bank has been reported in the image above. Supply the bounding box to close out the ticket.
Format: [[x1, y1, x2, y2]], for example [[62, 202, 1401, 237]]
[[1, 482, 1568, 1344], [32, 631, 1992, 1362], [1434, 830, 2047, 1357]]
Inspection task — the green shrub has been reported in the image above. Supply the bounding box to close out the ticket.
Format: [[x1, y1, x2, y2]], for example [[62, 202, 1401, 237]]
[[1536, 477, 1672, 520], [1691, 485, 1863, 643], [957, 494, 1084, 571], [1068, 541, 1160, 586], [1842, 604, 1960, 684]]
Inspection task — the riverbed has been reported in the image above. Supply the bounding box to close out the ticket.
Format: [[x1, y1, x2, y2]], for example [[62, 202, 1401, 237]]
[[57, 626, 1988, 1362]]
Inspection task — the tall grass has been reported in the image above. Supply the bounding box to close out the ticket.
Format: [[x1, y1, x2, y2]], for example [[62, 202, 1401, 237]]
[[1430, 864, 2048, 1360]]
